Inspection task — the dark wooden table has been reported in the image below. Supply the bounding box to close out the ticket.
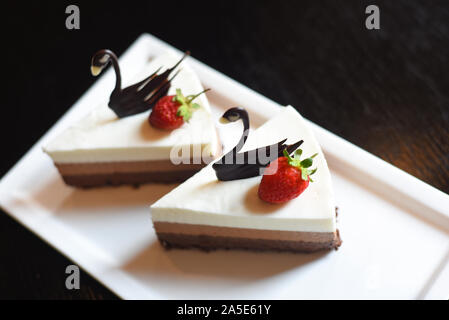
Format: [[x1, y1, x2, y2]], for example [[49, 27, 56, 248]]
[[1, 0, 448, 299]]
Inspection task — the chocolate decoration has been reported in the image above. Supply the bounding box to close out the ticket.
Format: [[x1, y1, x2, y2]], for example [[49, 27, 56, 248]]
[[91, 49, 189, 118], [213, 107, 303, 181]]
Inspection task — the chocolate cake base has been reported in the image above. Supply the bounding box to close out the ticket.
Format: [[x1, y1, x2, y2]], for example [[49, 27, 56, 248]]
[[54, 160, 208, 188], [158, 232, 341, 253], [61, 170, 201, 188], [154, 222, 342, 253]]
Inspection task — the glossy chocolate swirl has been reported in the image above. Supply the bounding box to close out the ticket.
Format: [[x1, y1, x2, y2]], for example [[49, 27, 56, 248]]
[[213, 107, 303, 181], [91, 49, 189, 118]]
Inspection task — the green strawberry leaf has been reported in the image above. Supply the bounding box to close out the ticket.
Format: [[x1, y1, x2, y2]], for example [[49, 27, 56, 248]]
[[173, 89, 186, 104], [283, 147, 318, 182], [174, 88, 210, 122], [300, 158, 313, 168], [283, 149, 293, 162], [301, 170, 308, 181]]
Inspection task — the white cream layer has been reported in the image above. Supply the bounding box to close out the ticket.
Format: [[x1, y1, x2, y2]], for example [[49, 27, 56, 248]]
[[44, 52, 219, 163], [151, 106, 336, 233]]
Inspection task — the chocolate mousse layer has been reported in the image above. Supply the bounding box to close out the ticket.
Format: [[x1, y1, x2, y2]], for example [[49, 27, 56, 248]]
[[55, 160, 207, 188], [154, 222, 342, 253]]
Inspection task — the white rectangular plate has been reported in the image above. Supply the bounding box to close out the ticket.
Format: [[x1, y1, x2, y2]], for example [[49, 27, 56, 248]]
[[1, 34, 449, 300]]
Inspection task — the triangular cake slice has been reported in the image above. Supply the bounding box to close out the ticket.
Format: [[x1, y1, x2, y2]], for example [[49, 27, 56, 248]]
[[151, 106, 341, 253], [44, 51, 220, 187]]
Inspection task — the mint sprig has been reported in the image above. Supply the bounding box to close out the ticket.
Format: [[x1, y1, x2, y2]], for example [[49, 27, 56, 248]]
[[283, 148, 318, 182], [174, 88, 210, 122]]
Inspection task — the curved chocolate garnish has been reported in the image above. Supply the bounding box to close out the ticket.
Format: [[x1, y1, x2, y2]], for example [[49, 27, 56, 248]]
[[213, 107, 303, 181], [91, 49, 189, 118]]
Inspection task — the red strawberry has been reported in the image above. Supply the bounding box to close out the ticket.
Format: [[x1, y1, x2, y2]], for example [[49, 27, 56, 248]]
[[258, 149, 317, 204], [149, 95, 183, 130], [149, 88, 209, 130]]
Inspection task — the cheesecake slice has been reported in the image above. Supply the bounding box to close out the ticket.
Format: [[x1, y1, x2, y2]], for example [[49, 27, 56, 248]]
[[151, 106, 341, 253], [44, 51, 220, 187]]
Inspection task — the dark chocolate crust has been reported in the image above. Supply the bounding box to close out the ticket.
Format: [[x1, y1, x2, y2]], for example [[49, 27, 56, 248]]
[[61, 169, 201, 188], [157, 230, 342, 254]]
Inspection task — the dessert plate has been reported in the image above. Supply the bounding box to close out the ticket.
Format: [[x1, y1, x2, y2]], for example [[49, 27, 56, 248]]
[[1, 34, 449, 300]]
